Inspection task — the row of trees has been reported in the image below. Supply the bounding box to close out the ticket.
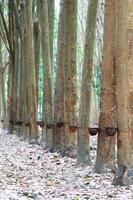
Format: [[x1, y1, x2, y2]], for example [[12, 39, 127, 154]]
[[0, 0, 133, 185]]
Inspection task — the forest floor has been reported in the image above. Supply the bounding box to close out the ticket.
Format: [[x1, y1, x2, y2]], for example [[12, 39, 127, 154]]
[[0, 129, 133, 200]]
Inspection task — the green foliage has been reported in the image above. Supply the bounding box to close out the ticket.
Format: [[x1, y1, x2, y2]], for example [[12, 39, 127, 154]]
[[74, 194, 80, 200]]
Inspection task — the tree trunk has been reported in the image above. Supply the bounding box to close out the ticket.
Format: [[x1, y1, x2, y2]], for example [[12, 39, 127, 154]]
[[33, 21, 40, 104], [25, 0, 38, 140], [62, 0, 77, 156], [47, 0, 54, 66], [95, 0, 116, 173], [0, 37, 2, 125], [38, 0, 53, 148], [13, 14, 20, 132], [19, 0, 29, 138], [8, 0, 15, 133], [77, 0, 98, 164], [15, 1, 24, 135], [113, 0, 133, 186], [53, 0, 65, 150]]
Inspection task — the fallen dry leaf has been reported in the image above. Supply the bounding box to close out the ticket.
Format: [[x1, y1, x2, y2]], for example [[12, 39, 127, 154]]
[[0, 129, 132, 200]]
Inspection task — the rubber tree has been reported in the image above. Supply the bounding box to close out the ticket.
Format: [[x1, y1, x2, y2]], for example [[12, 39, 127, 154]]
[[24, 0, 38, 140], [95, 0, 116, 173], [113, 0, 133, 186], [63, 0, 77, 156], [33, 21, 40, 103], [77, 0, 98, 165], [47, 0, 54, 66], [54, 0, 77, 156], [38, 0, 53, 148], [53, 0, 65, 150]]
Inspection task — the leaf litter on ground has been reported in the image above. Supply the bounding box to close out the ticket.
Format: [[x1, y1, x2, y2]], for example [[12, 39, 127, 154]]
[[0, 129, 132, 200]]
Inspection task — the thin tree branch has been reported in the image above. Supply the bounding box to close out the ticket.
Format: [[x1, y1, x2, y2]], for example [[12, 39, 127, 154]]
[[0, 2, 14, 60]]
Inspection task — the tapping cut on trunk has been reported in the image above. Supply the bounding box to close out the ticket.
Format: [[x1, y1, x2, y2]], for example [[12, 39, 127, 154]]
[[69, 125, 77, 132]]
